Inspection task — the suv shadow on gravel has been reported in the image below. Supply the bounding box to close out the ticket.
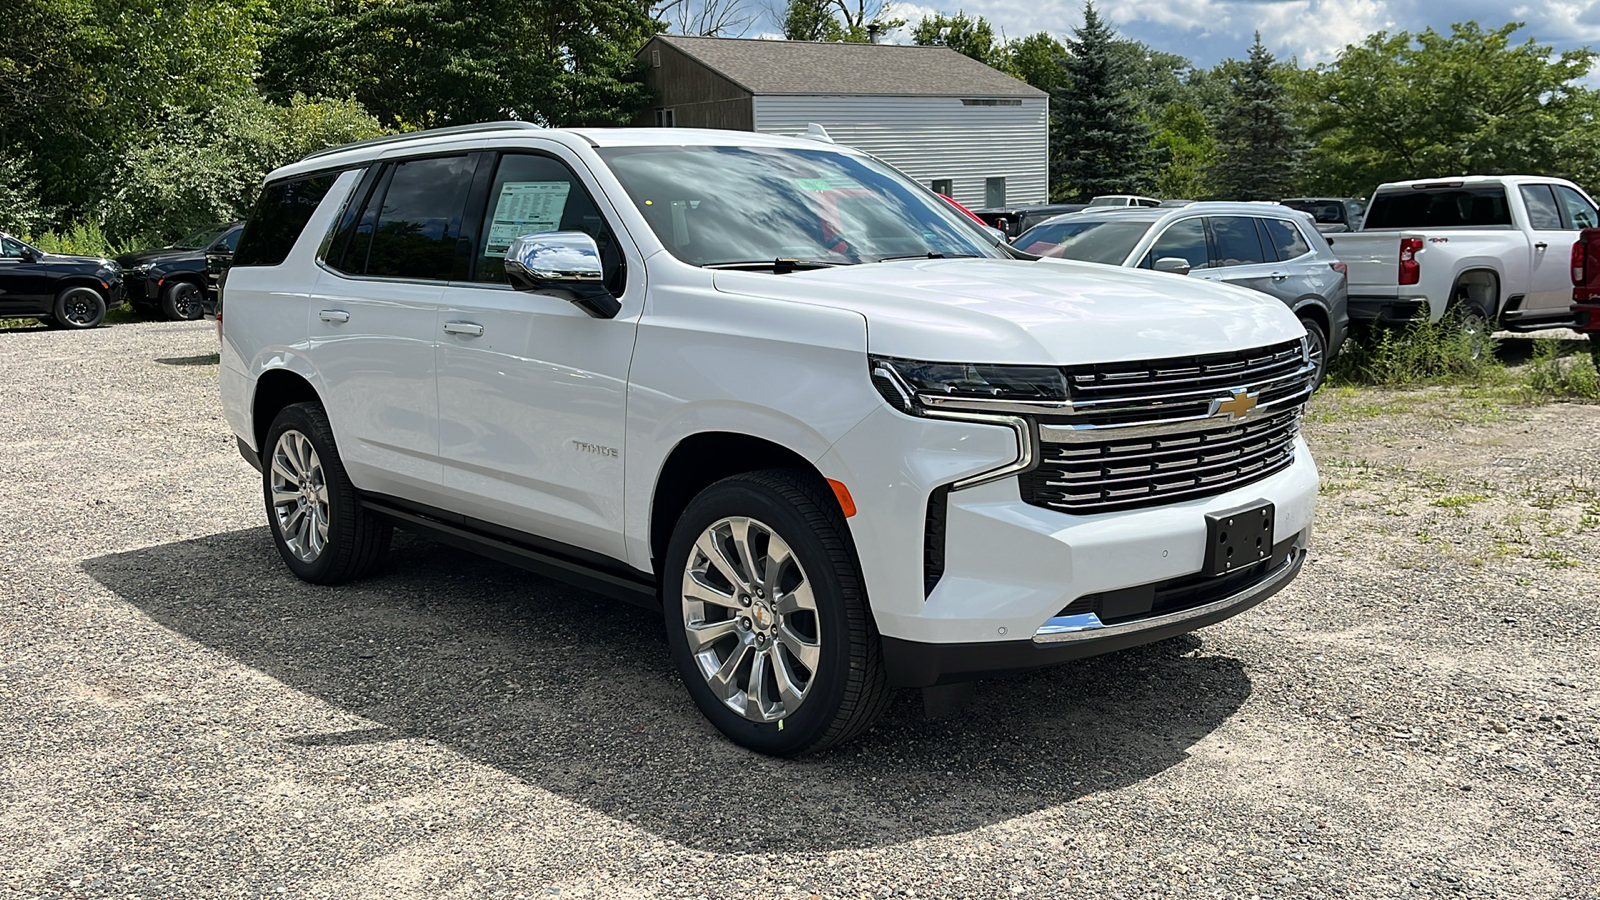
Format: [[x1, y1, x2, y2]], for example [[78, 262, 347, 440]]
[[83, 530, 1253, 853]]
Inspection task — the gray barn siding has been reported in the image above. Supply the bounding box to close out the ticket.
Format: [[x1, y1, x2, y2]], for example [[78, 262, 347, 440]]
[[637, 42, 753, 130], [752, 95, 1049, 208]]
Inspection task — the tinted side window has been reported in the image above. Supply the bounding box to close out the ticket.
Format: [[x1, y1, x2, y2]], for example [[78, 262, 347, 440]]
[[1263, 218, 1311, 260], [1520, 184, 1562, 230], [1554, 185, 1598, 230], [1, 237, 23, 258], [234, 173, 337, 268], [1208, 216, 1268, 267], [220, 228, 242, 251], [363, 156, 475, 280], [1142, 218, 1207, 269], [474, 153, 623, 292]]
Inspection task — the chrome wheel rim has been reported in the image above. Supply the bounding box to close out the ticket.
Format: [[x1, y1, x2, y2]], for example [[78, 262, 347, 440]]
[[681, 516, 821, 723], [270, 429, 330, 562], [1461, 313, 1489, 361], [1306, 327, 1327, 383]]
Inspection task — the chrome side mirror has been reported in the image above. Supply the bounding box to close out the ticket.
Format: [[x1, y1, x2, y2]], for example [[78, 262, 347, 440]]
[[503, 232, 621, 319], [1153, 256, 1192, 276]]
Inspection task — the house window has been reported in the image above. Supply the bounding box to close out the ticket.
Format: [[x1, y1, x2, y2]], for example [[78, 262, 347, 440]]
[[985, 177, 1006, 208], [931, 179, 953, 197], [655, 108, 675, 128]]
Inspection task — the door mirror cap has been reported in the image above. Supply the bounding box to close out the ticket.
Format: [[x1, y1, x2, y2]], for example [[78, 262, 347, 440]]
[[18, 245, 39, 262], [504, 232, 621, 319], [982, 225, 1007, 244], [1153, 256, 1192, 275]]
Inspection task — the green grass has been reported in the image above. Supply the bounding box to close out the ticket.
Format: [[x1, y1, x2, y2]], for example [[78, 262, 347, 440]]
[[1327, 310, 1504, 389]]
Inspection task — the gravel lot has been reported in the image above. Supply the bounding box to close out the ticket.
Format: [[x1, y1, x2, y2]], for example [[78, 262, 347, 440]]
[[2, 320, 1596, 899]]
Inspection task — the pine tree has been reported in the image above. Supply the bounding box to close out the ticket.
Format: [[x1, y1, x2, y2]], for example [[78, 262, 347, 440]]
[[1208, 33, 1300, 199], [1052, 1, 1150, 200]]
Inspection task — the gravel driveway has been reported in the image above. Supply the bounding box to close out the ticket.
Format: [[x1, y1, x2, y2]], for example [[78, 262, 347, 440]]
[[2, 321, 1595, 899]]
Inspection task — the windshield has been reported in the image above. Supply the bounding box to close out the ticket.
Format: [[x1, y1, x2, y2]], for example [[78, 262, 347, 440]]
[[1014, 219, 1152, 264], [171, 225, 227, 250], [1281, 200, 1346, 224], [1365, 187, 1511, 229], [597, 146, 999, 266]]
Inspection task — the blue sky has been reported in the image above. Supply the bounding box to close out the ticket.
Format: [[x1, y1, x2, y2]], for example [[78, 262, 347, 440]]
[[741, 0, 1600, 70]]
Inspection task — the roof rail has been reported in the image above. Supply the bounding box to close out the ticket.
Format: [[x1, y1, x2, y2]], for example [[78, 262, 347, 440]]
[[302, 121, 544, 162]]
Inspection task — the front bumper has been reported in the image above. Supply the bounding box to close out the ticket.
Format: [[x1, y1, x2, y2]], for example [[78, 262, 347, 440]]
[[125, 272, 160, 308], [819, 403, 1319, 686]]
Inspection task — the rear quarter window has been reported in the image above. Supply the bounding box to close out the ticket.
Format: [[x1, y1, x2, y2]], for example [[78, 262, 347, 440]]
[[234, 173, 339, 268]]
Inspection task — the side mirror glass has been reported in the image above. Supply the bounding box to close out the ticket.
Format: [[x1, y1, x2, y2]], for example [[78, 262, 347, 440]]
[[503, 232, 621, 319], [1153, 256, 1192, 276]]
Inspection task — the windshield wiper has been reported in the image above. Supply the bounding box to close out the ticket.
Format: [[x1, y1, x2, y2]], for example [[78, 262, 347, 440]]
[[704, 259, 843, 274], [874, 252, 984, 262]]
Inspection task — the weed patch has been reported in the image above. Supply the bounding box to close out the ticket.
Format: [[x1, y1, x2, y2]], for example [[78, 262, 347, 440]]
[[1329, 311, 1503, 388]]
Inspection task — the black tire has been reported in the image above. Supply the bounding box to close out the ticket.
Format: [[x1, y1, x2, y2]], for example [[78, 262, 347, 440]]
[[662, 470, 891, 755], [51, 286, 106, 329], [262, 402, 392, 584], [160, 280, 204, 321], [1299, 316, 1329, 389]]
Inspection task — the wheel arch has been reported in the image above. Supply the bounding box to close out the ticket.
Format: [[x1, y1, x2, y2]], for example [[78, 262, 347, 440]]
[[53, 276, 111, 299], [649, 431, 839, 572], [1290, 298, 1330, 337], [252, 368, 322, 452], [1449, 267, 1501, 318]]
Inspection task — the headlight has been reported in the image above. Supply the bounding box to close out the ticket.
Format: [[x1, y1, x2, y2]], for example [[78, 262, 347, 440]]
[[132, 263, 154, 275], [870, 356, 1067, 415]]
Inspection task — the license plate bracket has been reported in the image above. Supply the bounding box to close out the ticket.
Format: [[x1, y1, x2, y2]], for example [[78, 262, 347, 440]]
[[1203, 500, 1275, 578]]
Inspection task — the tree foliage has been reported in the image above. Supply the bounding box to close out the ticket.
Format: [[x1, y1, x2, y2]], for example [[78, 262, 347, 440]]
[[1053, 1, 1151, 199], [780, 0, 900, 43], [1208, 33, 1299, 200], [911, 11, 1005, 69], [1293, 21, 1599, 194]]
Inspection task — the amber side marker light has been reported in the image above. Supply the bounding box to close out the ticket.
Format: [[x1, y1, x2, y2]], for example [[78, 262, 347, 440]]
[[827, 479, 857, 518]]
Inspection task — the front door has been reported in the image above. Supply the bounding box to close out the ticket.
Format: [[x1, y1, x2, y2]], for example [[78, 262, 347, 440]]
[[0, 236, 50, 313], [434, 148, 644, 559]]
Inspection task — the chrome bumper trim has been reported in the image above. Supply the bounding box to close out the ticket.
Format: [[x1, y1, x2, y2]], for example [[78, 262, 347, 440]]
[[1032, 546, 1304, 644]]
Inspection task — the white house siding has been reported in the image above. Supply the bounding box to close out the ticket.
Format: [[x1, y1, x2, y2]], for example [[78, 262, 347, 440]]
[[752, 94, 1048, 208]]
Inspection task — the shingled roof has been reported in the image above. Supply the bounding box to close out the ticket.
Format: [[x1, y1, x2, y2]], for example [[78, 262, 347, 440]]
[[648, 35, 1045, 98]]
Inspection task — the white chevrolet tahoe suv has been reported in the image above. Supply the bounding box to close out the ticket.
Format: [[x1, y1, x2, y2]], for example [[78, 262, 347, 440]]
[[219, 123, 1319, 755]]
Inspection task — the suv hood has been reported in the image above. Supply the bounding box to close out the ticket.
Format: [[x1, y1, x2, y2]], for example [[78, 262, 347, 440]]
[[712, 257, 1305, 364]]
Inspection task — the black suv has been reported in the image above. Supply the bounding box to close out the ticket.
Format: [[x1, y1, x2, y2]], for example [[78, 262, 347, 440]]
[[0, 232, 124, 329], [117, 222, 243, 320]]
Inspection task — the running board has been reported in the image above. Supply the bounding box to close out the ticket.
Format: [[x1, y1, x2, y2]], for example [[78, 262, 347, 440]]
[[1499, 314, 1578, 333], [360, 498, 659, 608]]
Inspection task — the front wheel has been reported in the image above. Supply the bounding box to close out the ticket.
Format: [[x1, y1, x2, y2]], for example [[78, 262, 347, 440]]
[[662, 470, 891, 755], [161, 280, 204, 321], [52, 286, 107, 329], [263, 402, 392, 584]]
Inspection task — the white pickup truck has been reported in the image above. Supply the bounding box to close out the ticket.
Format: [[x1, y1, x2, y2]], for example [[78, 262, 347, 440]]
[[1327, 175, 1600, 332]]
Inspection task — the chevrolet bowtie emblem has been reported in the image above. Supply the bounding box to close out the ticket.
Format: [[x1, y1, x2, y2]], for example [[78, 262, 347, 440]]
[[1215, 389, 1258, 419]]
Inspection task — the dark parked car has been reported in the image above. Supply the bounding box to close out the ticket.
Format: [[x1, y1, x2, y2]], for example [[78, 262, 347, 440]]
[[117, 222, 242, 320], [0, 232, 124, 329], [1279, 197, 1366, 233]]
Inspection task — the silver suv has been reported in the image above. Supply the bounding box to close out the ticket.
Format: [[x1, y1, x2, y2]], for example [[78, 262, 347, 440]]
[[1015, 203, 1349, 386]]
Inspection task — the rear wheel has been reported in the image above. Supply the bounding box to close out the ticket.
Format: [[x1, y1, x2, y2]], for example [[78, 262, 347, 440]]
[[51, 286, 106, 329], [1451, 285, 1494, 361], [1299, 316, 1329, 389], [263, 402, 392, 584], [662, 470, 890, 755], [161, 280, 204, 321]]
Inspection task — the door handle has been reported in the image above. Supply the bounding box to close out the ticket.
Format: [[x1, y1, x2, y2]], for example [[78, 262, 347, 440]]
[[443, 321, 484, 337], [1270, 272, 1288, 281], [1536, 241, 1550, 250], [318, 309, 350, 323]]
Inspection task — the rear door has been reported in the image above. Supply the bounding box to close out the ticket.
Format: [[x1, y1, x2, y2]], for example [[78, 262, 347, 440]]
[[1518, 182, 1574, 314], [1192, 216, 1279, 295], [309, 153, 479, 503]]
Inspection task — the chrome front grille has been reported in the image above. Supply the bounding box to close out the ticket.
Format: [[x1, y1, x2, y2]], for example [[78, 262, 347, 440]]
[[1058, 340, 1308, 426], [1021, 408, 1302, 514]]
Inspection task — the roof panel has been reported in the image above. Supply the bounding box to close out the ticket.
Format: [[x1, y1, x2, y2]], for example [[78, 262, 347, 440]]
[[649, 35, 1045, 98]]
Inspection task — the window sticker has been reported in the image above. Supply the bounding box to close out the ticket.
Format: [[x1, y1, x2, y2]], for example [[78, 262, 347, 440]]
[[485, 181, 572, 257]]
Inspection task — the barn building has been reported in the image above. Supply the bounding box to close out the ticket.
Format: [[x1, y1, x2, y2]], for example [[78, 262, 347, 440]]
[[635, 35, 1049, 210]]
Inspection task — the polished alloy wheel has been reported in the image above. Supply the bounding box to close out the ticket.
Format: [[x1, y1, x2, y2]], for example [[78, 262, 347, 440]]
[[681, 516, 821, 722], [270, 429, 330, 562]]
